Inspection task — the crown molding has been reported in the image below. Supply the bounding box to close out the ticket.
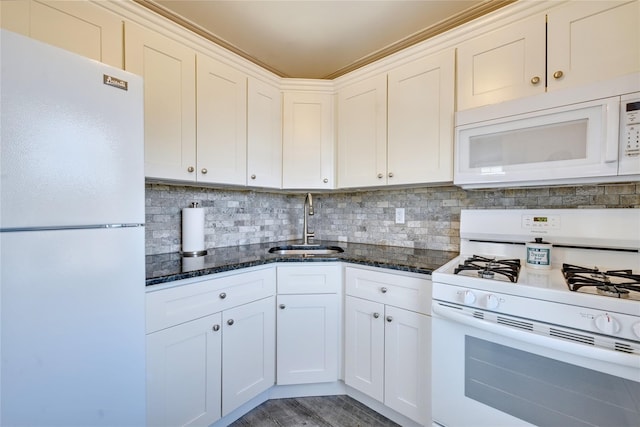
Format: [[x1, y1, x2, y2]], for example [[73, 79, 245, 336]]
[[133, 0, 515, 80]]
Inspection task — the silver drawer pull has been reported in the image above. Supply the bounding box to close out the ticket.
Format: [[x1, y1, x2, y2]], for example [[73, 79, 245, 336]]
[[219, 292, 227, 299], [373, 313, 380, 319], [227, 319, 234, 326], [212, 324, 220, 332], [381, 287, 388, 294]]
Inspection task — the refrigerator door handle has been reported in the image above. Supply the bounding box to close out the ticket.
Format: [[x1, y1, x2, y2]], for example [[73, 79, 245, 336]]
[[1, 224, 144, 232]]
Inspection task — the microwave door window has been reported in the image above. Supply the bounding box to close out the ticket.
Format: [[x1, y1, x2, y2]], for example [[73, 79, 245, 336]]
[[468, 119, 589, 171]]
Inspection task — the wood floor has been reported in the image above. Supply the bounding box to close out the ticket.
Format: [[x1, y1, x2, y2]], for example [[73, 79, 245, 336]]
[[229, 395, 401, 427]]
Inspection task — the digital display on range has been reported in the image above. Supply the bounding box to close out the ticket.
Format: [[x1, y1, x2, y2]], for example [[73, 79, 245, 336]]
[[533, 216, 548, 223], [626, 101, 640, 112]]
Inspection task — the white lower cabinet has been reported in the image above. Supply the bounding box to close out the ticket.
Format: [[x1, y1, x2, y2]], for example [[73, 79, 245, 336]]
[[344, 267, 431, 425], [145, 268, 276, 426], [276, 265, 341, 385], [222, 296, 276, 415], [146, 313, 222, 427]]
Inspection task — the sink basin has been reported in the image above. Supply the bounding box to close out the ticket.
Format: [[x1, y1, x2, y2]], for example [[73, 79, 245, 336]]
[[268, 245, 344, 256]]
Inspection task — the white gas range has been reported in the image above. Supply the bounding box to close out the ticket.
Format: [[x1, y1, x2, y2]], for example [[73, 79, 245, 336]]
[[431, 209, 640, 427]]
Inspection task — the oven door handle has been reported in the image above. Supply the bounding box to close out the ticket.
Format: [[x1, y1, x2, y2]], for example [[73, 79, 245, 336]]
[[432, 302, 639, 369]]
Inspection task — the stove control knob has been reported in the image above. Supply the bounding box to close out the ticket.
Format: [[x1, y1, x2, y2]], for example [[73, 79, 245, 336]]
[[632, 323, 640, 339], [485, 294, 500, 310], [462, 290, 476, 305], [594, 313, 621, 335]]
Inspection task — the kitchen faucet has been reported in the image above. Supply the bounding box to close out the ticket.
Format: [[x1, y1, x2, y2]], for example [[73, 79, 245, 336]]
[[303, 192, 314, 245]]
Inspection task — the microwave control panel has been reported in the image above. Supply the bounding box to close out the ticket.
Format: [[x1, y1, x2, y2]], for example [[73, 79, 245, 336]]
[[623, 98, 640, 158]]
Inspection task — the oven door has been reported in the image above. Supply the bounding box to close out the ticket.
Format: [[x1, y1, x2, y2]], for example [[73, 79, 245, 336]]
[[432, 301, 640, 427]]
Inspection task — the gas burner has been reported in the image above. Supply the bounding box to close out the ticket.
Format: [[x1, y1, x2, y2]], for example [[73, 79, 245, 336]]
[[455, 255, 521, 283], [562, 264, 640, 297], [479, 269, 495, 279], [596, 285, 630, 299]]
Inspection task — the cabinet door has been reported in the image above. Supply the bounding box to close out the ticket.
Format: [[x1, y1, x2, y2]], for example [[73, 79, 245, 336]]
[[282, 92, 335, 189], [547, 0, 640, 92], [344, 296, 385, 402], [457, 13, 545, 110], [388, 49, 455, 184], [384, 306, 430, 425], [222, 296, 276, 416], [1, 0, 122, 68], [337, 75, 387, 188], [276, 294, 339, 385], [125, 23, 197, 182], [247, 78, 283, 188], [197, 54, 247, 185], [146, 313, 222, 427]]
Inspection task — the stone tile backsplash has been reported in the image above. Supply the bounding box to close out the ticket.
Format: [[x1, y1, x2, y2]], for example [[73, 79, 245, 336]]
[[145, 182, 640, 255]]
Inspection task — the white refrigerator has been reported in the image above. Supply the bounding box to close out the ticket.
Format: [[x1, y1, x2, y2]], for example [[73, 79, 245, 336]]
[[0, 30, 146, 425]]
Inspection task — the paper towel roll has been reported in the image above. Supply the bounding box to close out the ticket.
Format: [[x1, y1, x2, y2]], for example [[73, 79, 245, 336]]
[[182, 255, 205, 272], [182, 204, 206, 256]]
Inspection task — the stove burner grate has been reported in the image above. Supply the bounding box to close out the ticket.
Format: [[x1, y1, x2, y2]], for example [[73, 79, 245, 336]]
[[562, 264, 640, 298], [454, 255, 521, 283]]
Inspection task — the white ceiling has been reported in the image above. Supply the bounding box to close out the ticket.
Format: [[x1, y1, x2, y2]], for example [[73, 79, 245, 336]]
[[140, 0, 512, 79]]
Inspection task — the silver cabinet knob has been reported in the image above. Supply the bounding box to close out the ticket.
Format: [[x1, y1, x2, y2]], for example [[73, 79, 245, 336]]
[[187, 166, 195, 173], [553, 70, 564, 79], [381, 287, 388, 294], [323, 178, 328, 183], [530, 76, 540, 85], [388, 172, 394, 178], [212, 324, 220, 332], [201, 168, 208, 174], [219, 292, 226, 299], [251, 174, 256, 180], [386, 316, 393, 323], [227, 319, 234, 326], [373, 312, 380, 319], [279, 304, 286, 309], [377, 173, 384, 179]]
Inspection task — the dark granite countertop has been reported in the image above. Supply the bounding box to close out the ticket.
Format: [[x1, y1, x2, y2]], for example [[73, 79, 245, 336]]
[[146, 240, 458, 286]]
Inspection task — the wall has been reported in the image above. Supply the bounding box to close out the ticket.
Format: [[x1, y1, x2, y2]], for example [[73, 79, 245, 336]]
[[145, 182, 640, 255]]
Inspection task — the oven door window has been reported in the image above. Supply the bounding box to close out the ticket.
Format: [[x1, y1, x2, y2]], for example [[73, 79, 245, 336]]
[[465, 336, 640, 427]]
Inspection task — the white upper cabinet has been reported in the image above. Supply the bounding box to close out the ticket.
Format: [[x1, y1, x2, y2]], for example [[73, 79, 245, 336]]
[[457, 0, 640, 110], [337, 49, 455, 188], [282, 91, 335, 189], [337, 75, 388, 188], [456, 13, 545, 111], [546, 0, 640, 92], [247, 78, 283, 189], [387, 49, 455, 184], [1, 0, 122, 68], [126, 23, 253, 187], [197, 54, 248, 186], [124, 22, 197, 182]]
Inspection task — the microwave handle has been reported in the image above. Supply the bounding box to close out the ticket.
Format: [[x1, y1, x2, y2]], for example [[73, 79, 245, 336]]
[[604, 99, 621, 163], [432, 302, 639, 369]]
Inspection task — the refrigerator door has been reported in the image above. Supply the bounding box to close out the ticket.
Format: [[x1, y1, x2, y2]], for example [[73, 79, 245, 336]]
[[0, 227, 145, 426], [0, 30, 144, 229]]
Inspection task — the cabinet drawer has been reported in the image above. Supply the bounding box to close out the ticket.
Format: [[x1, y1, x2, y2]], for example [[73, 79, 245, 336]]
[[277, 265, 341, 294], [146, 267, 276, 333], [345, 267, 431, 313]]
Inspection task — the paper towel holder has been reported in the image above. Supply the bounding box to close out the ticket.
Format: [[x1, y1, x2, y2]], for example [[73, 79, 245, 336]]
[[182, 201, 208, 257]]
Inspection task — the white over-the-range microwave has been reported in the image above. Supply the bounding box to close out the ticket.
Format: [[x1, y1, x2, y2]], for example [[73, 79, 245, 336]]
[[455, 73, 640, 189]]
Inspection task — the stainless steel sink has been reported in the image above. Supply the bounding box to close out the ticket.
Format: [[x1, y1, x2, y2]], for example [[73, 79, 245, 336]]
[[268, 245, 344, 256]]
